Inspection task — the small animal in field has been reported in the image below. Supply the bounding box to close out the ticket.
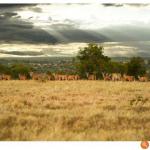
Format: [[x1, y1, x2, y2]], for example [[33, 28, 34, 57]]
[[47, 74, 55, 80], [53, 73, 59, 80], [67, 75, 75, 80], [111, 73, 122, 81], [52, 74, 67, 80], [18, 74, 27, 80], [74, 75, 80, 80], [61, 75, 68, 80], [88, 74, 96, 80], [2, 74, 11, 80], [138, 76, 149, 82], [123, 74, 135, 81], [102, 72, 111, 81], [29, 72, 39, 80], [85, 73, 96, 80]]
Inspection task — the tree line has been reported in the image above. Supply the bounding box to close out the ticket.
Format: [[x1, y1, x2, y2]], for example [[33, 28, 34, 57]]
[[0, 43, 148, 80], [0, 64, 32, 79], [75, 43, 147, 79]]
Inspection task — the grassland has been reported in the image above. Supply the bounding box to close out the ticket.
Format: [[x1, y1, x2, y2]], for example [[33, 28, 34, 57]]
[[0, 80, 150, 141]]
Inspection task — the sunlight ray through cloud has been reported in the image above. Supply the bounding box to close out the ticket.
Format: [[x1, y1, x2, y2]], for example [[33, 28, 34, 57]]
[[0, 4, 150, 57]]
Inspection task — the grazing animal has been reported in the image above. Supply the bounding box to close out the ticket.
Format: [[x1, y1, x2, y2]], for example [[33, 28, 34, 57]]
[[102, 72, 111, 81], [29, 72, 40, 80], [53, 74, 67, 80], [29, 72, 39, 80], [123, 74, 134, 81], [111, 73, 122, 81], [2, 74, 11, 80], [87, 74, 96, 80], [53, 74, 79, 81], [53, 73, 59, 80], [29, 72, 47, 80], [138, 76, 148, 82], [67, 75, 75, 80], [61, 75, 68, 80], [86, 73, 96, 80], [47, 74, 54, 80], [39, 73, 48, 81], [18, 74, 27, 80], [74, 75, 80, 80]]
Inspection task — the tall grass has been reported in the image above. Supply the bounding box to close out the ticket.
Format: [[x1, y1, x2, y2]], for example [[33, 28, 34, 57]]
[[0, 80, 149, 140]]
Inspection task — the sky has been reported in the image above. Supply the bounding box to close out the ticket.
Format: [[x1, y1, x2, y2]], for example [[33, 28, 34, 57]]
[[0, 3, 150, 57]]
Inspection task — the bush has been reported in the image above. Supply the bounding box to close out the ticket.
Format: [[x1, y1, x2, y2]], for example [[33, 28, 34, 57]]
[[127, 57, 146, 79], [10, 64, 32, 79]]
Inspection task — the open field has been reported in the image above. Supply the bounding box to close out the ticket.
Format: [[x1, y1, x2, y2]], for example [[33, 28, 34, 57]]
[[0, 80, 150, 141]]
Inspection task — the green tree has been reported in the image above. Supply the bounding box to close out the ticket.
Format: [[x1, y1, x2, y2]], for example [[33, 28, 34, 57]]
[[0, 64, 11, 75], [127, 57, 146, 79], [109, 61, 127, 75], [10, 64, 32, 79], [75, 43, 110, 79]]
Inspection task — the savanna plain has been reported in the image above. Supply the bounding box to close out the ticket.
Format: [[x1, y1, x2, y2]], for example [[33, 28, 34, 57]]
[[0, 80, 150, 141]]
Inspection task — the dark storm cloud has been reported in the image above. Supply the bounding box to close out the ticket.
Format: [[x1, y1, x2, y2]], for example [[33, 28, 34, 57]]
[[99, 25, 150, 42], [1, 16, 150, 44], [0, 4, 38, 13], [102, 3, 124, 7], [0, 4, 110, 44], [0, 20, 58, 44], [0, 4, 42, 14], [54, 29, 110, 43], [0, 50, 44, 56], [0, 4, 57, 44], [48, 23, 150, 43], [0, 4, 109, 44], [0, 12, 18, 18], [0, 4, 38, 9], [0, 48, 74, 57], [47, 23, 110, 43], [0, 4, 150, 46], [0, 18, 110, 44]]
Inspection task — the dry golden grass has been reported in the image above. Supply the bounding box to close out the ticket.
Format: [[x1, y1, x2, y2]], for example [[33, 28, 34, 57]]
[[0, 80, 150, 141]]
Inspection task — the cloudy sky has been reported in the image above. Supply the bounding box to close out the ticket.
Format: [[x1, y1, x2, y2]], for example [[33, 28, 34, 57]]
[[0, 3, 150, 57]]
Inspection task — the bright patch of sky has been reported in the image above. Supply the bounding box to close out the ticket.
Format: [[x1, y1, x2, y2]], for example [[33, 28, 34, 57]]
[[17, 4, 150, 30]]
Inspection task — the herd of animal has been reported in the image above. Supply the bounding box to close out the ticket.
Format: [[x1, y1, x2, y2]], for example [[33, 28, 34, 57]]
[[0, 72, 149, 82], [102, 73, 149, 82]]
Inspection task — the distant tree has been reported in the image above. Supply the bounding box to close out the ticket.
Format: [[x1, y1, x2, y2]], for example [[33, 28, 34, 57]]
[[10, 64, 32, 79], [0, 64, 11, 75], [109, 61, 127, 75], [127, 57, 146, 78], [75, 43, 110, 79]]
